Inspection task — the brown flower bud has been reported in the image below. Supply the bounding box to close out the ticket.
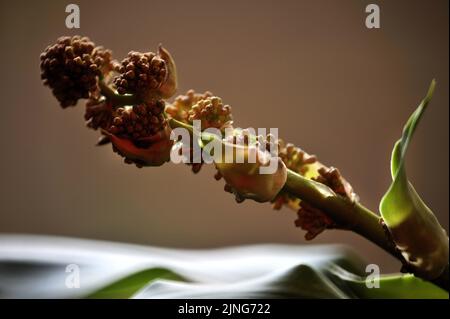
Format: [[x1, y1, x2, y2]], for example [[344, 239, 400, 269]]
[[291, 165, 354, 240], [313, 167, 358, 202], [113, 50, 166, 99], [214, 130, 287, 203], [92, 46, 114, 75], [271, 139, 318, 210], [84, 98, 114, 131], [107, 100, 166, 139], [278, 139, 317, 176], [113, 46, 177, 101], [295, 201, 340, 240], [188, 96, 233, 130], [103, 100, 172, 167], [40, 36, 113, 108], [165, 90, 215, 174], [165, 89, 213, 124]]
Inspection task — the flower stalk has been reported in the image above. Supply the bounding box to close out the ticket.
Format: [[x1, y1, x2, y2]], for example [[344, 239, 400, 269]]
[[168, 117, 449, 290], [98, 79, 139, 107], [40, 35, 449, 292]]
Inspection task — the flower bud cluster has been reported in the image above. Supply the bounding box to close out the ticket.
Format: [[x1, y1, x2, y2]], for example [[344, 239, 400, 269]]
[[271, 140, 317, 210], [165, 90, 213, 124], [40, 36, 112, 108], [113, 45, 177, 101], [188, 97, 233, 130], [113, 51, 167, 98], [108, 100, 166, 139]]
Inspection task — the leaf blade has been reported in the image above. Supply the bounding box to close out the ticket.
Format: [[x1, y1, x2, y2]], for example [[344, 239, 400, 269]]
[[379, 80, 448, 279]]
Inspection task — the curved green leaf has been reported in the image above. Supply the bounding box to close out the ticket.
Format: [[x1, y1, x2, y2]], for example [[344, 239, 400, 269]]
[[379, 80, 449, 280], [332, 270, 448, 299], [0, 235, 447, 299], [380, 80, 435, 226], [87, 268, 186, 299]]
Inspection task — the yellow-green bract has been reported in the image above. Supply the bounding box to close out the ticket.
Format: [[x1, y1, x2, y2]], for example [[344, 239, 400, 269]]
[[380, 80, 449, 280]]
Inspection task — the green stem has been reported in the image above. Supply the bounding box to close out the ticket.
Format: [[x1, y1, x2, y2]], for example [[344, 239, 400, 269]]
[[99, 80, 140, 107], [284, 170, 449, 291], [170, 118, 398, 257], [152, 116, 450, 291], [284, 170, 400, 258], [168, 118, 193, 133]]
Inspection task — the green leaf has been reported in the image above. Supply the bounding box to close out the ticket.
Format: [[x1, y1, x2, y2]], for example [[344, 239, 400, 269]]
[[87, 268, 186, 299], [380, 80, 434, 226], [379, 80, 449, 280], [0, 235, 447, 299], [334, 271, 448, 299]]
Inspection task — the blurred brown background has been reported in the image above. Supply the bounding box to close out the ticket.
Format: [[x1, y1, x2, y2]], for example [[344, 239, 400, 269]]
[[0, 0, 448, 273]]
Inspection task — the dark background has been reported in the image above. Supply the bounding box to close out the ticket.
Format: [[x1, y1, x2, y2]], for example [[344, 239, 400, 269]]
[[0, 0, 448, 273]]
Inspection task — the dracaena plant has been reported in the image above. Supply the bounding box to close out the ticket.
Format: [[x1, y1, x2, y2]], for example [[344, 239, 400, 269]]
[[40, 35, 449, 291]]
